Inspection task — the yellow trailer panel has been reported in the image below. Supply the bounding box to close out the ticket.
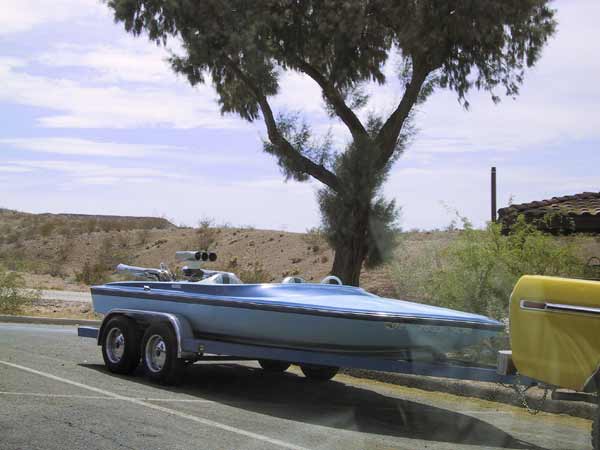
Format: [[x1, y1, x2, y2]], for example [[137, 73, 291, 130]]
[[510, 275, 600, 391]]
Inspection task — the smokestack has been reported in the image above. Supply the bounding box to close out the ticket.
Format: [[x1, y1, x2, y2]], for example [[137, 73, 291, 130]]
[[491, 167, 497, 223]]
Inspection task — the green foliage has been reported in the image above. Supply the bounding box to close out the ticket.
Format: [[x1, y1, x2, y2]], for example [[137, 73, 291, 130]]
[[318, 117, 401, 272], [393, 215, 588, 318], [0, 267, 39, 314], [501, 208, 576, 235], [262, 113, 335, 182]]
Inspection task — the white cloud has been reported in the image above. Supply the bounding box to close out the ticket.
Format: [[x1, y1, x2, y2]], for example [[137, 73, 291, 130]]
[[37, 41, 177, 84], [0, 165, 33, 173], [271, 71, 325, 116], [1, 137, 179, 157], [0, 59, 247, 129], [0, 0, 108, 35], [7, 159, 186, 186]]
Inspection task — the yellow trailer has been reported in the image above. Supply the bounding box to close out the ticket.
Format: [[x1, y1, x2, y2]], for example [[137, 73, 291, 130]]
[[510, 275, 600, 392]]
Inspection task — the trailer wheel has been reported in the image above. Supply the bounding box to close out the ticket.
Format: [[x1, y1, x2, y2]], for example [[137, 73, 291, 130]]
[[141, 323, 185, 385], [258, 359, 291, 373], [300, 364, 339, 381], [101, 316, 140, 375]]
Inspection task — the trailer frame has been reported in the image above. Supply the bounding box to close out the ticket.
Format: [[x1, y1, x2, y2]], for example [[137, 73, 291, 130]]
[[78, 308, 534, 386]]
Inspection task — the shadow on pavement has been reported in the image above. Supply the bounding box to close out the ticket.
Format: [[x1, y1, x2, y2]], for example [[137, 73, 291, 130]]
[[80, 362, 545, 449]]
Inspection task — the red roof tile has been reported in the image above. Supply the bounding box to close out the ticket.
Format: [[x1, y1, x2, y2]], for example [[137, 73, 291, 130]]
[[498, 192, 600, 217]]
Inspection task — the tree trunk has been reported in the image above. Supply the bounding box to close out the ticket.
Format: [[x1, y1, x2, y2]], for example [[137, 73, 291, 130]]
[[331, 219, 368, 287]]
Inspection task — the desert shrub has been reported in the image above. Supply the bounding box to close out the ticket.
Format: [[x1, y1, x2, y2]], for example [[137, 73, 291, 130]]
[[0, 247, 41, 273], [0, 267, 39, 313], [392, 236, 448, 302], [393, 214, 588, 318], [239, 261, 272, 283], [83, 218, 98, 233], [501, 208, 576, 235], [135, 228, 151, 245], [116, 231, 130, 249], [98, 235, 130, 269], [302, 227, 327, 253], [74, 235, 129, 285], [55, 237, 72, 264], [75, 261, 107, 285], [194, 218, 217, 250]]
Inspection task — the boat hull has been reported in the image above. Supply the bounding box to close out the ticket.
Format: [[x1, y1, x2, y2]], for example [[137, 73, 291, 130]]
[[92, 282, 502, 357]]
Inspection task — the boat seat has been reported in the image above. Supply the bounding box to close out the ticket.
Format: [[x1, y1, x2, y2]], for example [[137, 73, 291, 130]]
[[320, 275, 342, 285], [282, 276, 305, 284], [199, 272, 243, 285]]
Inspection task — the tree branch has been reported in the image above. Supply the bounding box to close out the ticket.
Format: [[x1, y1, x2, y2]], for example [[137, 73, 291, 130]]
[[374, 62, 430, 170], [291, 58, 369, 141], [223, 57, 341, 191]]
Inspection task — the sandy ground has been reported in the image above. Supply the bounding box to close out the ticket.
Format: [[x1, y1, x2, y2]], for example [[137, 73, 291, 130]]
[[20, 298, 100, 320]]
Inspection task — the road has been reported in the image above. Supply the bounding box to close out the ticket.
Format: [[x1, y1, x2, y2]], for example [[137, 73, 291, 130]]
[[38, 290, 91, 303], [0, 322, 592, 450]]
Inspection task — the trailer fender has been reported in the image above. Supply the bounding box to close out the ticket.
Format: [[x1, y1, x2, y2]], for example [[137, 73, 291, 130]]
[[98, 309, 198, 359], [583, 363, 600, 393]]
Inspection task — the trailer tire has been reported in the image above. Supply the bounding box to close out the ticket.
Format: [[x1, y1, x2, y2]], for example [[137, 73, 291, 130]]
[[141, 323, 184, 385], [300, 364, 338, 381], [258, 359, 291, 373], [101, 316, 140, 375]]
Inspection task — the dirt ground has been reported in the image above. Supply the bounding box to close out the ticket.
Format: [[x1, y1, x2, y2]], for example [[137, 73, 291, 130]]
[[19, 299, 100, 320]]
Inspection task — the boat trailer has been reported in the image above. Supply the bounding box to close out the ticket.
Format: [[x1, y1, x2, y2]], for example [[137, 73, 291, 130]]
[[78, 308, 531, 385]]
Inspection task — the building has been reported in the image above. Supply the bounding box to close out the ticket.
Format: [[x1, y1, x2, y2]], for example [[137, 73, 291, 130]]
[[498, 192, 600, 234]]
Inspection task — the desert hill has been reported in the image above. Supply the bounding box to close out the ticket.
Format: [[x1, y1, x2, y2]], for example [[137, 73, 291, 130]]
[[0, 208, 407, 296]]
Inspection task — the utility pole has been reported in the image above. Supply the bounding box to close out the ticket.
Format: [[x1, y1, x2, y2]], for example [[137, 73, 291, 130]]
[[491, 167, 497, 223]]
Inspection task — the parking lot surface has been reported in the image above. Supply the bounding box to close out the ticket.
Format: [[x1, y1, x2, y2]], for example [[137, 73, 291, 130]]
[[0, 322, 592, 450]]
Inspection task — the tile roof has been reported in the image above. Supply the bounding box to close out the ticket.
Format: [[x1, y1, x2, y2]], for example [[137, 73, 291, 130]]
[[498, 192, 600, 217]]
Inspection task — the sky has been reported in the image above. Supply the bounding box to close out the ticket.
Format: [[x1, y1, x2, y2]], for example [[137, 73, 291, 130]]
[[0, 0, 598, 232]]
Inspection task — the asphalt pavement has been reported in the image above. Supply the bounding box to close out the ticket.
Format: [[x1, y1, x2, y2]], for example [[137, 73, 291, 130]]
[[0, 322, 593, 450]]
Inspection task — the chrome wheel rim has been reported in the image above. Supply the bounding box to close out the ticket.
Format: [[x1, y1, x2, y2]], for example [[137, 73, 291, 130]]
[[145, 334, 167, 373], [106, 327, 125, 364]]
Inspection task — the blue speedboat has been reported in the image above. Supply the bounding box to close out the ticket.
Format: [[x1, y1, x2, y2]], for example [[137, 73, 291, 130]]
[[91, 251, 503, 358]]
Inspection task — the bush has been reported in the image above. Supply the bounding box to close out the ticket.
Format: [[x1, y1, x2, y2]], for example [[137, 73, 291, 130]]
[[393, 214, 588, 319], [194, 218, 217, 250], [135, 228, 151, 245], [74, 236, 129, 285], [302, 227, 327, 253], [239, 261, 272, 283], [75, 261, 107, 285], [0, 268, 39, 314]]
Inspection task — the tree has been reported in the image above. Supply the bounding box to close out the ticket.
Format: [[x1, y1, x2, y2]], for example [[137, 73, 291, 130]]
[[107, 0, 556, 286]]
